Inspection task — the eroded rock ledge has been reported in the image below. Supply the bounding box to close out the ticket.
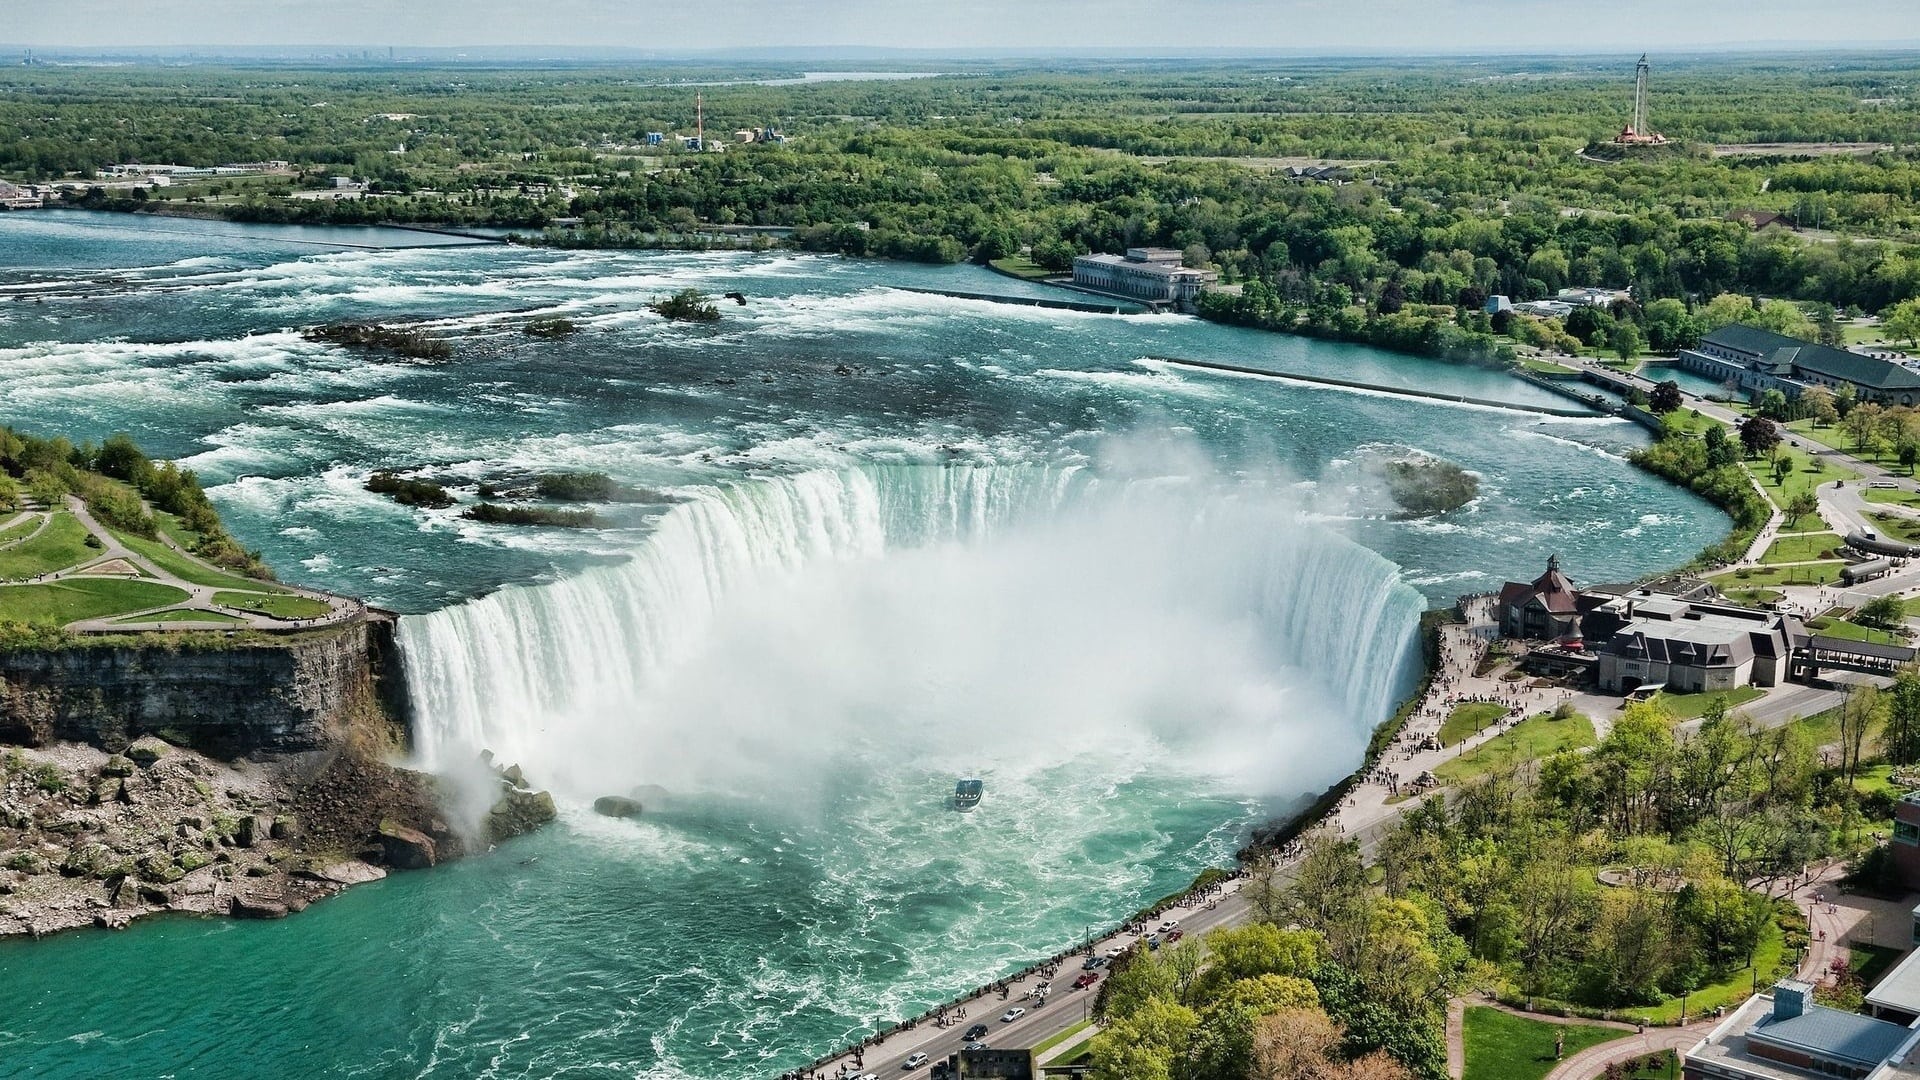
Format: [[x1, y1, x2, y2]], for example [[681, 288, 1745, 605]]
[[0, 736, 553, 938]]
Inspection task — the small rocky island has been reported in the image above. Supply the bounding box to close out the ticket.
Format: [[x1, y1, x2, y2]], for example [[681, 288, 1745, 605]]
[[1355, 447, 1480, 517]]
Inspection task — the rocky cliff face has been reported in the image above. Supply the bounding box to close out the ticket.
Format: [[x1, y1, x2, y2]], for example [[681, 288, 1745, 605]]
[[0, 618, 404, 758]]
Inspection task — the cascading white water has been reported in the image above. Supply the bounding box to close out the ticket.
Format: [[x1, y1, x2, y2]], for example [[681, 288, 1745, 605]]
[[398, 461, 1427, 803]]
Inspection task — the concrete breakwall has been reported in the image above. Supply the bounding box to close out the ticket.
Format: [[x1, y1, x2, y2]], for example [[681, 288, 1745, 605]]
[[1156, 356, 1604, 418], [0, 617, 407, 757], [893, 286, 1147, 315]]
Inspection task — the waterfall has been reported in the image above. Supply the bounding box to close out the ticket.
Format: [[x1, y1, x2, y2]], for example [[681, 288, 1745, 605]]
[[397, 463, 1427, 801]]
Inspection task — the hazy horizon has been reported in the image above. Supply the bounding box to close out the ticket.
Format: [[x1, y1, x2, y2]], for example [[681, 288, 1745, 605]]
[[7, 0, 1918, 55]]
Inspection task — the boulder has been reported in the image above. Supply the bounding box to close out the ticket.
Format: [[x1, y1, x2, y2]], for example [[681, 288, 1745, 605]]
[[593, 796, 643, 819], [91, 778, 124, 805], [376, 819, 438, 869], [94, 910, 137, 930], [125, 738, 169, 768], [229, 893, 289, 919], [233, 815, 258, 849], [269, 816, 297, 841], [101, 755, 135, 778], [488, 788, 558, 842], [501, 764, 526, 789]]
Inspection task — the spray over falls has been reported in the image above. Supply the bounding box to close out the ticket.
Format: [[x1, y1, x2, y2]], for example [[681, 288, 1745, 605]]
[[398, 461, 1426, 807]]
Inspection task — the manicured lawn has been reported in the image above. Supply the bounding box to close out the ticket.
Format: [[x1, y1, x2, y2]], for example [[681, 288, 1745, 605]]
[[1718, 587, 1783, 607], [1759, 533, 1845, 565], [1742, 442, 1859, 510], [1436, 713, 1596, 785], [1862, 487, 1920, 509], [1852, 943, 1905, 989], [988, 255, 1055, 281], [0, 513, 43, 546], [1440, 702, 1509, 747], [1032, 1019, 1094, 1058], [110, 607, 247, 626], [0, 513, 99, 581], [1521, 357, 1579, 375], [1620, 1050, 1678, 1080], [1804, 617, 1905, 646], [1710, 562, 1844, 589], [1656, 686, 1765, 720], [0, 578, 189, 626], [211, 590, 331, 619], [1461, 1007, 1630, 1080], [152, 511, 206, 552], [1866, 512, 1920, 543], [111, 529, 286, 593]]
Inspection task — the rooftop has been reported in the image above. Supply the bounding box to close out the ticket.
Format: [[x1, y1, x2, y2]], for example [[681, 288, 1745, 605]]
[[1690, 993, 1920, 1080], [1867, 947, 1920, 1018], [1702, 325, 1920, 392]]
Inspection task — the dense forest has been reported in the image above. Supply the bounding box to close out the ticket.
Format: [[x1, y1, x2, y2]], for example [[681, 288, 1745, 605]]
[[7, 56, 1920, 359]]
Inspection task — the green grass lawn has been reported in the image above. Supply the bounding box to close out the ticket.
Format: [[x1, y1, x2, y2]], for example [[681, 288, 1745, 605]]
[[211, 590, 331, 620], [1866, 512, 1920, 543], [1436, 713, 1596, 785], [109, 607, 247, 626], [1711, 562, 1844, 589], [1521, 357, 1580, 375], [1747, 446, 1859, 506], [1862, 487, 1920, 509], [0, 513, 100, 580], [1032, 1019, 1094, 1059], [1759, 533, 1845, 564], [1656, 686, 1766, 720], [1804, 617, 1905, 645], [152, 511, 207, 552], [1440, 702, 1509, 747], [988, 254, 1055, 280], [0, 513, 44, 546], [1719, 587, 1783, 607], [1461, 1007, 1630, 1080], [1851, 943, 1905, 988], [0, 578, 189, 626], [110, 529, 287, 593]]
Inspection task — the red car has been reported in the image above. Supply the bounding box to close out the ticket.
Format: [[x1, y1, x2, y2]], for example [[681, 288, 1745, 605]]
[[1072, 972, 1100, 990], [1165, 928, 1185, 943]]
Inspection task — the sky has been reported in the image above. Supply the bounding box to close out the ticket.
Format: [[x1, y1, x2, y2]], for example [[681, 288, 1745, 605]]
[[7, 0, 1919, 54]]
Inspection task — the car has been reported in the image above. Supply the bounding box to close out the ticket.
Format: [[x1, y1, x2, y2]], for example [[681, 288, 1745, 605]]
[[1072, 972, 1100, 990], [1158, 920, 1180, 933], [1000, 1007, 1026, 1023], [1144, 933, 1162, 949], [963, 1023, 989, 1041], [1081, 955, 1101, 970], [903, 1052, 929, 1070], [964, 1041, 988, 1051], [1165, 928, 1185, 943], [1103, 944, 1128, 959]]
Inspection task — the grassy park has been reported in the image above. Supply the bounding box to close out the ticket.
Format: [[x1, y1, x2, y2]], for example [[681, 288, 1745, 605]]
[[1461, 1007, 1629, 1080], [1439, 702, 1509, 747], [1435, 713, 1596, 785]]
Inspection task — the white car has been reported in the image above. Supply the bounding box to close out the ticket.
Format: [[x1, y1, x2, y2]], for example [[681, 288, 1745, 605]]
[[1158, 920, 1180, 933], [1000, 1007, 1027, 1023], [903, 1052, 929, 1070], [1103, 944, 1128, 959]]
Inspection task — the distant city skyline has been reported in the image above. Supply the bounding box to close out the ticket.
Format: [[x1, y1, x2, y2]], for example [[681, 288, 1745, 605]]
[[6, 0, 1918, 54]]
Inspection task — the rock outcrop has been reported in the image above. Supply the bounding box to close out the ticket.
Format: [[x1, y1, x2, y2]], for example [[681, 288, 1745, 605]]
[[592, 796, 642, 818], [0, 619, 407, 758]]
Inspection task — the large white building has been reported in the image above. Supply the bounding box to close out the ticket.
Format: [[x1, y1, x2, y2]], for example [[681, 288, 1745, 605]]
[[1071, 247, 1217, 310]]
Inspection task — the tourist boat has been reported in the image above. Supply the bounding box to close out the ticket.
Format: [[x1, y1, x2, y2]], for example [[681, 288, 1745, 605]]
[[953, 778, 984, 812]]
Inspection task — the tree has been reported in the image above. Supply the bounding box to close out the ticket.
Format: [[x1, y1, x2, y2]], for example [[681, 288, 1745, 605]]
[[1801, 385, 1838, 427], [1738, 414, 1780, 458], [1786, 489, 1820, 526], [1649, 380, 1683, 415], [1845, 401, 1885, 455], [1757, 388, 1791, 421], [1609, 320, 1644, 361], [1770, 452, 1792, 487], [1703, 425, 1739, 470], [1885, 299, 1920, 350], [0, 474, 17, 515], [1883, 669, 1920, 767], [1251, 1007, 1343, 1080], [1858, 594, 1906, 632]]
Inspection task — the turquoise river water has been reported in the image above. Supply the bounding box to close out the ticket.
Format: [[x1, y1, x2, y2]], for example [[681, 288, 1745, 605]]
[[0, 211, 1724, 1079]]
